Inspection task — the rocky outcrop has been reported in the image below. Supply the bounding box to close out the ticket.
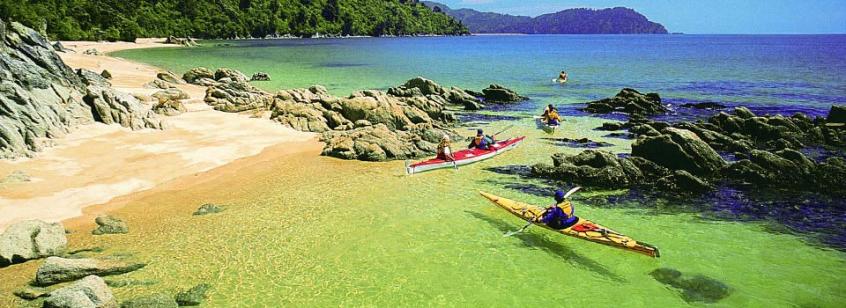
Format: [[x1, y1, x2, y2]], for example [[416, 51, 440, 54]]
[[92, 215, 128, 235], [535, 104, 846, 197], [43, 275, 116, 308], [182, 67, 215, 84], [152, 100, 187, 116], [250, 72, 270, 81], [156, 71, 184, 84], [35, 257, 146, 286], [582, 88, 666, 115], [481, 84, 527, 103], [164, 36, 197, 47], [214, 68, 248, 83], [0, 220, 67, 267], [828, 105, 846, 124], [0, 19, 162, 158], [83, 49, 101, 56]]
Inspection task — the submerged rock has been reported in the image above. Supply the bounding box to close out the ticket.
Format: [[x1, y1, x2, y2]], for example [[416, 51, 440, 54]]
[[193, 203, 224, 216], [827, 105, 846, 124], [120, 293, 178, 308], [92, 215, 128, 235], [582, 88, 666, 115], [35, 256, 146, 286], [680, 102, 726, 110], [650, 268, 731, 303], [0, 220, 67, 267], [175, 283, 211, 306], [43, 275, 116, 308]]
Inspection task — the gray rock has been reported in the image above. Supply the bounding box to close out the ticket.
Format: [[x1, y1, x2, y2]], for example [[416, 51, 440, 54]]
[[0, 20, 162, 158], [151, 88, 189, 102], [83, 48, 101, 56], [583, 88, 666, 115], [14, 286, 49, 300], [481, 84, 527, 103], [43, 275, 117, 308], [156, 71, 184, 84], [35, 256, 146, 286], [164, 36, 197, 47], [214, 68, 248, 83], [733, 106, 756, 119], [92, 215, 128, 235], [175, 283, 211, 306], [193, 203, 224, 216], [182, 67, 215, 84], [120, 293, 178, 308], [0, 220, 67, 267], [143, 79, 176, 90], [100, 70, 112, 80], [250, 72, 271, 81], [632, 128, 726, 176], [78, 69, 111, 87], [52, 41, 72, 53], [152, 100, 187, 116], [83, 86, 164, 130], [827, 105, 846, 124], [655, 170, 711, 193]]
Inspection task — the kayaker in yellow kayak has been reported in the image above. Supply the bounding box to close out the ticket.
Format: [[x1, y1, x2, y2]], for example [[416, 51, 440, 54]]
[[436, 135, 455, 161], [468, 129, 495, 150], [541, 104, 562, 125], [540, 190, 578, 229]]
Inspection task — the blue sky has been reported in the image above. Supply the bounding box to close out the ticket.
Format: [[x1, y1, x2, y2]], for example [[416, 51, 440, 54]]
[[433, 0, 846, 34]]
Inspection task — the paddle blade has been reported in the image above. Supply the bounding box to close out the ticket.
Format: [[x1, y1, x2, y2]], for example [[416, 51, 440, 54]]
[[563, 186, 582, 199]]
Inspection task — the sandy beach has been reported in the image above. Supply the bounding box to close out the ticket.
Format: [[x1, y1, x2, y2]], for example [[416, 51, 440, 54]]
[[0, 39, 319, 231]]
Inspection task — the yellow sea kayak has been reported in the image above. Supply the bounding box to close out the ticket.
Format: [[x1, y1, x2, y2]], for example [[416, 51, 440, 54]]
[[479, 191, 660, 258]]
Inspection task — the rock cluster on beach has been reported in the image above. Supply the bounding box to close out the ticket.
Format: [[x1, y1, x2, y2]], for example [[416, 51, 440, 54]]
[[187, 68, 526, 161], [532, 105, 846, 196], [164, 36, 198, 47], [0, 220, 67, 267], [0, 19, 162, 159], [582, 88, 667, 115]]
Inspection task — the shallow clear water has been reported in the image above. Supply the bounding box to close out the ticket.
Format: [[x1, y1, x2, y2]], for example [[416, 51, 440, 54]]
[[104, 35, 846, 306]]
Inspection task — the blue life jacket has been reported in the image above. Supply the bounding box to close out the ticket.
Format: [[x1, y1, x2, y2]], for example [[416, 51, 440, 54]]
[[541, 204, 577, 230]]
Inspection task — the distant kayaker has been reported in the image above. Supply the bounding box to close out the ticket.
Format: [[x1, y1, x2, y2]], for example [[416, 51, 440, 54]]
[[468, 129, 495, 150], [436, 135, 455, 161], [541, 104, 562, 125], [558, 71, 568, 82], [540, 190, 578, 229]]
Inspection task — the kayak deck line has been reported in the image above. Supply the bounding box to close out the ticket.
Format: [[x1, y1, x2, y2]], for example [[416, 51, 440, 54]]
[[479, 191, 660, 258]]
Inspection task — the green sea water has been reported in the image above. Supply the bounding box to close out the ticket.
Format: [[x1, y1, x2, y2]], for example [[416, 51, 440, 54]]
[[103, 35, 846, 306]]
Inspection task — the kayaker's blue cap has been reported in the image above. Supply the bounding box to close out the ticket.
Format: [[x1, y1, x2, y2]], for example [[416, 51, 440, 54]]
[[554, 190, 565, 200], [476, 129, 483, 135]]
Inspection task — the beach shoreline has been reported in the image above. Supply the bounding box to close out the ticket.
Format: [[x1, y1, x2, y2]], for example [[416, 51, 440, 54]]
[[0, 39, 319, 231]]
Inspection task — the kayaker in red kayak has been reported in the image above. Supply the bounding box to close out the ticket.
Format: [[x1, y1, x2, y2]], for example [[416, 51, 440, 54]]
[[468, 129, 495, 150], [540, 190, 578, 229], [436, 135, 455, 161]]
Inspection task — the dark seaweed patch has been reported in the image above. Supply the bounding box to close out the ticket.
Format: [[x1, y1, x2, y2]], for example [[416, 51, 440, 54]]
[[650, 268, 731, 303], [540, 137, 613, 148]]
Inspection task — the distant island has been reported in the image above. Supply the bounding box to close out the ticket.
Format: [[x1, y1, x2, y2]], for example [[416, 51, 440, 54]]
[[422, 1, 668, 34], [0, 0, 468, 41]]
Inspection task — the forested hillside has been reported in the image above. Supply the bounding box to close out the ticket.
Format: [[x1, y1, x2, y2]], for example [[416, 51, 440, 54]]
[[423, 2, 667, 34], [0, 0, 468, 41]]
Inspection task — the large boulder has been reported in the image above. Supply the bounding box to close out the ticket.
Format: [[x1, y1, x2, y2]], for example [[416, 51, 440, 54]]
[[250, 72, 271, 81], [182, 67, 215, 84], [0, 220, 67, 267], [164, 36, 197, 47], [151, 88, 189, 102], [655, 170, 711, 193], [92, 215, 128, 235], [531, 150, 644, 187], [43, 275, 117, 308], [35, 257, 147, 286], [481, 84, 527, 103], [321, 123, 457, 161], [152, 100, 187, 116], [83, 87, 164, 130], [214, 68, 248, 83], [632, 128, 726, 175], [156, 71, 184, 84], [583, 88, 666, 115], [399, 77, 445, 96], [827, 105, 846, 124]]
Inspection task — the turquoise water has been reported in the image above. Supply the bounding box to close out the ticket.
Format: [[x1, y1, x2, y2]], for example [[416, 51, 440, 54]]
[[116, 35, 846, 115], [103, 35, 846, 306]]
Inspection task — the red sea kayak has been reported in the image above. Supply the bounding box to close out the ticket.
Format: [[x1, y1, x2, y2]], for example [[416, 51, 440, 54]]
[[405, 136, 525, 174]]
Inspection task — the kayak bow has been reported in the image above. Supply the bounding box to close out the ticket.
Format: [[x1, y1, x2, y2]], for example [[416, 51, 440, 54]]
[[479, 191, 660, 258]]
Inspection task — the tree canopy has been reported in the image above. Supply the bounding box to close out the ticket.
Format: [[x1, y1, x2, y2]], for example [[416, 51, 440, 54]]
[[0, 0, 468, 41]]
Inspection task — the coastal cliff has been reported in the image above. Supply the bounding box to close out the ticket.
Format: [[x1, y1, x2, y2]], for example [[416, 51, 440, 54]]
[[0, 19, 161, 159]]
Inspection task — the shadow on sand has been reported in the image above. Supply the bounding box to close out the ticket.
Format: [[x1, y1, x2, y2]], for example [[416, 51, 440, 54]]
[[465, 211, 625, 283]]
